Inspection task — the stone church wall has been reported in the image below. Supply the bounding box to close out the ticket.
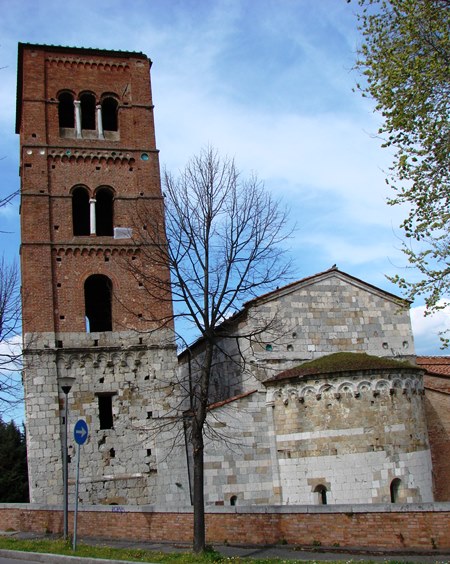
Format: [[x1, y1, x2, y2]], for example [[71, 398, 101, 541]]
[[269, 368, 432, 504], [23, 328, 181, 506]]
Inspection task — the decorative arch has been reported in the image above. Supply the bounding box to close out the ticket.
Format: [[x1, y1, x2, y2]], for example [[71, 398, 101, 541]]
[[84, 274, 112, 332]]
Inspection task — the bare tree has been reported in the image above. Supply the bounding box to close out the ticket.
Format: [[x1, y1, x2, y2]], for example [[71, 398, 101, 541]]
[[0, 193, 22, 418], [127, 147, 292, 553]]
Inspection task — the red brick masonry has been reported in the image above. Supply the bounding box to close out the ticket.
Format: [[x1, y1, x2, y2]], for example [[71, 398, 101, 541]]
[[1, 504, 449, 550]]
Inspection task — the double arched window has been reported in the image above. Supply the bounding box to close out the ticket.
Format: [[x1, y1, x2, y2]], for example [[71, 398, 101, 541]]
[[72, 186, 114, 237], [57, 91, 119, 138], [84, 274, 112, 332]]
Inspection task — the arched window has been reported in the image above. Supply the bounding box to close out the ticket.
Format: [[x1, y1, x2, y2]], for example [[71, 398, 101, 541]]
[[230, 495, 237, 506], [314, 485, 328, 505], [390, 478, 402, 503], [80, 92, 96, 130], [101, 97, 119, 132], [58, 92, 75, 128], [84, 274, 112, 332], [72, 186, 90, 236], [95, 187, 114, 236]]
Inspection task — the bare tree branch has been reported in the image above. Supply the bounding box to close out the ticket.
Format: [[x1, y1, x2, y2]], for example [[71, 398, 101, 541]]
[[124, 146, 292, 552]]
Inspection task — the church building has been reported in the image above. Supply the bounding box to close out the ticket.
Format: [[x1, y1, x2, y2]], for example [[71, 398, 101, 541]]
[[17, 43, 444, 509]]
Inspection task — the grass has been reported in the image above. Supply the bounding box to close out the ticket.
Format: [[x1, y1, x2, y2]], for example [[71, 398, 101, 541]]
[[0, 535, 428, 564]]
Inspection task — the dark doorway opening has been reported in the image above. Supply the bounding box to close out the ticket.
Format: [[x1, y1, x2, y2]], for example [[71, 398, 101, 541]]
[[84, 274, 112, 332]]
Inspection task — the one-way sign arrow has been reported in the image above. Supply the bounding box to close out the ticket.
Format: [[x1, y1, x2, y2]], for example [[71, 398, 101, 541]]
[[74, 419, 89, 445]]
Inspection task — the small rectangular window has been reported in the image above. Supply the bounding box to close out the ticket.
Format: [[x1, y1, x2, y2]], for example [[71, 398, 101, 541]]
[[98, 394, 114, 429]]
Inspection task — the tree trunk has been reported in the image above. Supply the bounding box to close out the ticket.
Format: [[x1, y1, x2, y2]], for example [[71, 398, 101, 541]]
[[191, 340, 213, 553], [192, 422, 205, 553]]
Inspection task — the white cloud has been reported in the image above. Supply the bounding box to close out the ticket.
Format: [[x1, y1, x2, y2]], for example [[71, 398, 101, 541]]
[[0, 0, 443, 356], [411, 301, 450, 356]]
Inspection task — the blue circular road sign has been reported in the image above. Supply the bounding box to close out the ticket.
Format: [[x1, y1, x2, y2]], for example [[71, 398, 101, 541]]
[[74, 419, 89, 445]]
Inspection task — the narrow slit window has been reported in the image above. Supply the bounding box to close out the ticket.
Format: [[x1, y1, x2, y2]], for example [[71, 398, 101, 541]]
[[390, 478, 402, 503], [314, 484, 328, 505]]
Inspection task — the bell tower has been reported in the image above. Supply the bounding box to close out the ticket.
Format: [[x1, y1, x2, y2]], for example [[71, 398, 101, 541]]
[[16, 43, 179, 505]]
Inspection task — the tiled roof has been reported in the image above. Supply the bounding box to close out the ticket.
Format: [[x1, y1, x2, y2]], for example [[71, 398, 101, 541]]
[[416, 356, 450, 377]]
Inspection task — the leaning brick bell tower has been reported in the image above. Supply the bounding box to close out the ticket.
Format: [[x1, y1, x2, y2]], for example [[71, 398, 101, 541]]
[[16, 43, 179, 505]]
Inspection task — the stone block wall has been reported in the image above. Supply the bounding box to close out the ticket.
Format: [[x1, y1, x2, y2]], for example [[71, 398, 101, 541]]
[[23, 329, 182, 506], [269, 368, 433, 504]]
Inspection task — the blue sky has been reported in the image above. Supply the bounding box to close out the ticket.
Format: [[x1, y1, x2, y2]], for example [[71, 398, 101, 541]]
[[0, 0, 448, 357]]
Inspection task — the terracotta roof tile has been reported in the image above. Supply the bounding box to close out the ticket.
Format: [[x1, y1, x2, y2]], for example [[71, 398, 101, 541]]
[[416, 356, 450, 377]]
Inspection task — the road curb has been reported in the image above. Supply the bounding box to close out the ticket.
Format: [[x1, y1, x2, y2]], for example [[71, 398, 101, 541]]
[[0, 549, 153, 564]]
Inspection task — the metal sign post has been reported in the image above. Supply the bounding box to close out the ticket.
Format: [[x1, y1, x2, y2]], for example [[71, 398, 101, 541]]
[[73, 419, 88, 551]]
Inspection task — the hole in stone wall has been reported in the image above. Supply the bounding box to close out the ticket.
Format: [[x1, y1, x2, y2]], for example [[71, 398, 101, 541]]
[[146, 449, 152, 456], [109, 448, 115, 458], [147, 411, 153, 419]]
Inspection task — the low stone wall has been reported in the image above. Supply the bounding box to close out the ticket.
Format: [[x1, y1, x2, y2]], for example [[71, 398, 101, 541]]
[[1, 503, 449, 550]]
